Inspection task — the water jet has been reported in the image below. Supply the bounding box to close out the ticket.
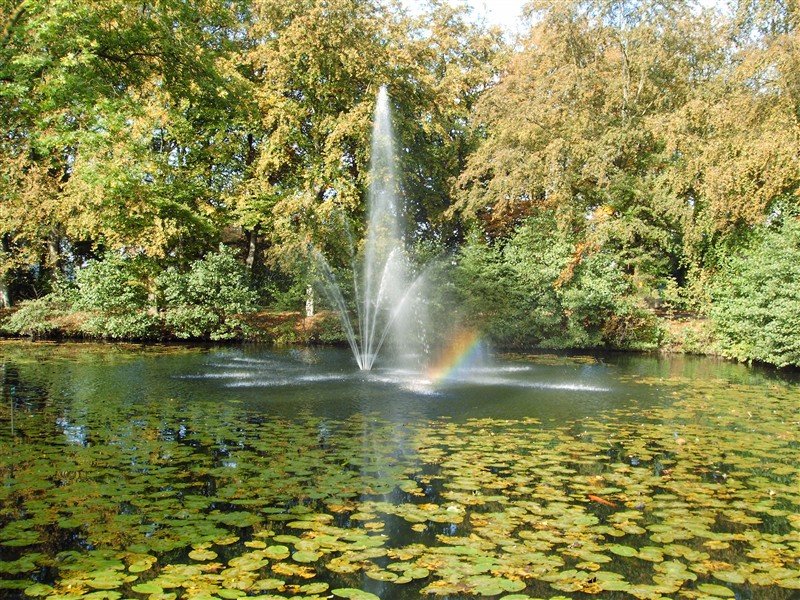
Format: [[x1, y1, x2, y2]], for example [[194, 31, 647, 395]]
[[315, 85, 428, 371]]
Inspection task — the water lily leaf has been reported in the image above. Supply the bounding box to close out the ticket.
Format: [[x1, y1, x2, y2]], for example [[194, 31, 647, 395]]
[[189, 549, 218, 561], [23, 583, 53, 597], [599, 579, 630, 592], [499, 579, 526, 592], [228, 554, 267, 571], [87, 573, 127, 590], [403, 567, 430, 579], [214, 536, 240, 546], [131, 582, 163, 594], [0, 555, 42, 575], [0, 580, 31, 591], [252, 578, 285, 591], [271, 562, 315, 578], [292, 550, 321, 563], [636, 547, 664, 563], [272, 535, 301, 544], [713, 570, 745, 584], [777, 578, 800, 589], [299, 582, 329, 593], [209, 512, 262, 528], [294, 540, 320, 552], [697, 583, 736, 597], [365, 569, 397, 582], [263, 546, 290, 560], [82, 592, 122, 600], [608, 544, 637, 557], [331, 588, 380, 600]]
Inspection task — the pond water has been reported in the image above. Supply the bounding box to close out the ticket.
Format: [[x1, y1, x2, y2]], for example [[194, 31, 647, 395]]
[[1, 342, 799, 600]]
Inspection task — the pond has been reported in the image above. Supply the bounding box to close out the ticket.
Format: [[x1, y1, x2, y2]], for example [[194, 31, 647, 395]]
[[1, 341, 799, 600]]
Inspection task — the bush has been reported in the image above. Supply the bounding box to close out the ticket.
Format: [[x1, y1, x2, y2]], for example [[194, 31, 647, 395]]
[[454, 216, 662, 350], [158, 245, 258, 340], [1, 247, 260, 341], [74, 254, 159, 339], [309, 312, 347, 344], [2, 278, 78, 337], [561, 251, 662, 350], [710, 220, 800, 367], [2, 294, 69, 337], [454, 231, 528, 344]]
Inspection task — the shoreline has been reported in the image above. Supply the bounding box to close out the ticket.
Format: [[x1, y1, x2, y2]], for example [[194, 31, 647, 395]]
[[5, 306, 798, 374]]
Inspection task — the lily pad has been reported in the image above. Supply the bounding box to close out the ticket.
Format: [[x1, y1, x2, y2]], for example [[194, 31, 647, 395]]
[[697, 583, 736, 597], [331, 588, 381, 600], [292, 550, 321, 563], [608, 544, 637, 557]]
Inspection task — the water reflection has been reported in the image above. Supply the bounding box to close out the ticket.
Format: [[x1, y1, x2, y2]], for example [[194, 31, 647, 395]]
[[0, 343, 799, 599]]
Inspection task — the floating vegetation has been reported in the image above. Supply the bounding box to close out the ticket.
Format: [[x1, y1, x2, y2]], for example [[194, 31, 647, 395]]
[[1, 346, 799, 599], [501, 353, 600, 367]]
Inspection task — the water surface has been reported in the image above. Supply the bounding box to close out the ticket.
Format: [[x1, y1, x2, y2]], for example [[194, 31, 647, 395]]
[[1, 342, 798, 599]]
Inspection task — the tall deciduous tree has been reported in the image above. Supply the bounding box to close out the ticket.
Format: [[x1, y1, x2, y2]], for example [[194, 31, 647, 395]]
[[663, 0, 800, 271], [237, 0, 500, 274], [0, 0, 246, 303], [454, 0, 799, 301]]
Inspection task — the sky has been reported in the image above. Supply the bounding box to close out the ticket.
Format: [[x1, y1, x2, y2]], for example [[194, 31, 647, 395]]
[[465, 0, 528, 33], [405, 0, 723, 37], [400, 0, 528, 37]]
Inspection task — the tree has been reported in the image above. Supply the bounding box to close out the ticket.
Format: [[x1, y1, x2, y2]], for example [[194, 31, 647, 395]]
[[236, 0, 500, 280], [453, 0, 800, 309], [663, 0, 800, 271], [0, 0, 247, 303]]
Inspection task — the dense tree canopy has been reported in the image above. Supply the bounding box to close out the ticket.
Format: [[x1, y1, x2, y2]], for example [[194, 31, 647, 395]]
[[1, 0, 799, 365], [239, 0, 499, 270], [457, 0, 798, 275]]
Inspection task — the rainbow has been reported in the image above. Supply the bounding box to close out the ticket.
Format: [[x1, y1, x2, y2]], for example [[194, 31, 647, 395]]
[[426, 329, 484, 383]]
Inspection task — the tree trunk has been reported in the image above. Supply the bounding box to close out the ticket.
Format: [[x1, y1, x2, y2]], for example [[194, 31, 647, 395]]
[[1, 234, 12, 308], [0, 275, 10, 309], [305, 284, 315, 318], [243, 132, 260, 273], [47, 232, 62, 276], [245, 224, 260, 271]]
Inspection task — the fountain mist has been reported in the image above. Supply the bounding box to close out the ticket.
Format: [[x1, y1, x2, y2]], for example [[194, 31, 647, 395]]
[[315, 86, 427, 371]]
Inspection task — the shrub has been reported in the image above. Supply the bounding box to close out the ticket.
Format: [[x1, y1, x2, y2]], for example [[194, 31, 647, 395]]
[[2, 294, 69, 337], [454, 216, 662, 350], [710, 220, 800, 367], [74, 253, 159, 339], [308, 312, 347, 344], [454, 231, 527, 344], [561, 251, 662, 350], [158, 245, 258, 340]]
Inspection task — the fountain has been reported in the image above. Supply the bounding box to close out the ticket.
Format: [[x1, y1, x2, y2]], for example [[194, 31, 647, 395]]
[[314, 85, 427, 371]]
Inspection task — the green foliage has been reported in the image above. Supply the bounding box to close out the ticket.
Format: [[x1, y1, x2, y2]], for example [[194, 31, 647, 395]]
[[235, 0, 500, 270], [75, 254, 159, 339], [158, 246, 258, 340], [710, 220, 800, 367], [454, 232, 526, 344], [455, 216, 662, 350], [1, 294, 69, 338], [455, 0, 799, 324], [4, 247, 258, 340], [0, 0, 797, 364], [0, 0, 244, 299], [262, 276, 308, 312], [309, 314, 347, 345]]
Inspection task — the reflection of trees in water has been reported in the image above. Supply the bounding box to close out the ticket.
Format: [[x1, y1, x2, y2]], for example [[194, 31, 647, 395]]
[[0, 345, 799, 599]]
